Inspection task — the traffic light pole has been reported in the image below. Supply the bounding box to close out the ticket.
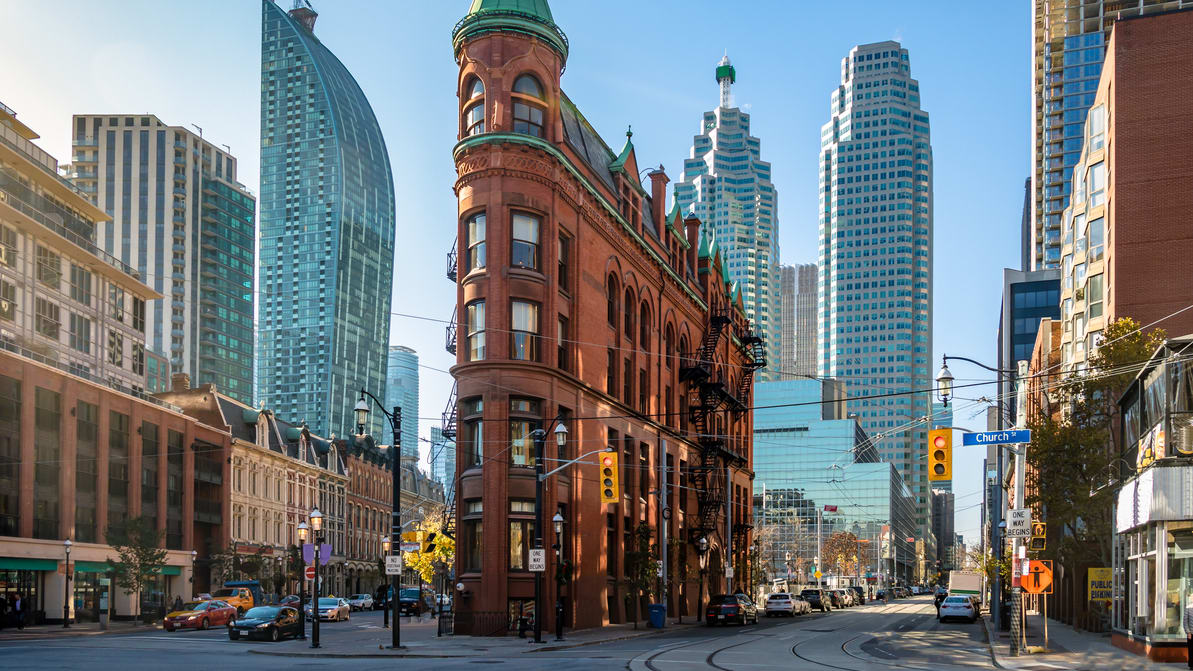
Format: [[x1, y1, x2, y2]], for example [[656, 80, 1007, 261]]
[[533, 425, 545, 645]]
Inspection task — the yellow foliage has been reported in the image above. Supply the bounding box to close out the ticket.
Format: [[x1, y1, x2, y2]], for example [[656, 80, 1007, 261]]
[[401, 520, 455, 584]]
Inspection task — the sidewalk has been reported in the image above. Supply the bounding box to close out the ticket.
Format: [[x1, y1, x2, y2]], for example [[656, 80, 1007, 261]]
[[0, 619, 162, 641], [246, 616, 701, 658], [982, 611, 1174, 670]]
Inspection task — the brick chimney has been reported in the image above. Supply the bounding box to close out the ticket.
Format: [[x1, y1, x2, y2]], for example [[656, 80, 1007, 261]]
[[171, 372, 191, 392], [684, 216, 700, 276], [648, 165, 668, 234]]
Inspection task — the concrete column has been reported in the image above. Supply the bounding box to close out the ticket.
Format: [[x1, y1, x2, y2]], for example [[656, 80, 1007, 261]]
[[45, 570, 69, 623]]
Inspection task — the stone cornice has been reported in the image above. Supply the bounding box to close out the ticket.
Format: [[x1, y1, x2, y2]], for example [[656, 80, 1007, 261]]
[[454, 133, 708, 312]]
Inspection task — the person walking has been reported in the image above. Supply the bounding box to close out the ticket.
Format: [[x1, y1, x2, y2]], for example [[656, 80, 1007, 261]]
[[12, 593, 24, 630], [1183, 593, 1193, 669]]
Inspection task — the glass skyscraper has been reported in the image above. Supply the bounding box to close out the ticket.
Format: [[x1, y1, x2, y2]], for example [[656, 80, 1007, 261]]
[[258, 0, 395, 438], [1030, 0, 1193, 271], [385, 345, 419, 460], [675, 55, 780, 379], [430, 425, 456, 503], [818, 41, 933, 530], [70, 115, 255, 403], [753, 380, 917, 586]]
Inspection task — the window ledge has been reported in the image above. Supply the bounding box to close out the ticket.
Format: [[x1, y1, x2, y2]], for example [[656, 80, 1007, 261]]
[[508, 266, 545, 283]]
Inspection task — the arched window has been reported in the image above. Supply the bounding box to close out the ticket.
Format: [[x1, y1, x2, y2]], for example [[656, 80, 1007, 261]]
[[664, 324, 675, 369], [624, 289, 635, 340], [607, 274, 619, 326], [512, 74, 545, 137], [463, 77, 485, 136], [678, 335, 689, 369], [513, 75, 542, 97], [639, 301, 650, 352]]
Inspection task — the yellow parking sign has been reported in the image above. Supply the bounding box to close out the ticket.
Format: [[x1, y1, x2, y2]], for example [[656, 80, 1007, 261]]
[[1088, 567, 1112, 602]]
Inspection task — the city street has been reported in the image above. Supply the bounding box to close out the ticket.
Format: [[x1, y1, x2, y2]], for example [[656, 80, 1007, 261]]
[[0, 596, 1001, 670]]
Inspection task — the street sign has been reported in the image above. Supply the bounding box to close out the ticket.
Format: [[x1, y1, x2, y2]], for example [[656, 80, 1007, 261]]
[[1022, 560, 1053, 594], [1088, 567, 1112, 602], [400, 542, 420, 553], [528, 548, 546, 572], [385, 555, 403, 576], [302, 543, 333, 565], [1029, 522, 1047, 550], [823, 505, 838, 512], [1007, 508, 1032, 537], [813, 570, 822, 579], [1032, 522, 1046, 537], [962, 430, 1031, 446], [725, 566, 735, 579], [304, 565, 316, 580]]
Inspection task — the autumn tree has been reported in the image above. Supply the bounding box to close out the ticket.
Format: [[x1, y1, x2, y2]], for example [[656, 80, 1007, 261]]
[[1026, 318, 1165, 569], [400, 520, 455, 585], [822, 531, 868, 578]]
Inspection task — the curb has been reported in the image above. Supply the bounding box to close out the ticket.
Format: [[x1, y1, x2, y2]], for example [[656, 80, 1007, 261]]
[[981, 613, 1008, 669]]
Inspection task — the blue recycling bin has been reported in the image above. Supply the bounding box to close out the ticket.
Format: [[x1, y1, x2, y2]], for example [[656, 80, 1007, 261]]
[[648, 604, 666, 628]]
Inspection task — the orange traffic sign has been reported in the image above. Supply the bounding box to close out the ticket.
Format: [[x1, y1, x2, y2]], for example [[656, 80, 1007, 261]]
[[1023, 560, 1052, 594]]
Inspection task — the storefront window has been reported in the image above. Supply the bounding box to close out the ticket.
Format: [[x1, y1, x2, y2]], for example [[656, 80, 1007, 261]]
[[0, 570, 41, 622]]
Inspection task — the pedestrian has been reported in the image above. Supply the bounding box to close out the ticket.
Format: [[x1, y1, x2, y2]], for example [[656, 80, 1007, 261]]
[[1183, 592, 1193, 669], [13, 593, 24, 630], [172, 595, 183, 613]]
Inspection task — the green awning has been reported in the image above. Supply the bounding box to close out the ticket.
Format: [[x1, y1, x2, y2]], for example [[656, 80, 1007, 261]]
[[0, 557, 58, 571], [74, 561, 181, 575]]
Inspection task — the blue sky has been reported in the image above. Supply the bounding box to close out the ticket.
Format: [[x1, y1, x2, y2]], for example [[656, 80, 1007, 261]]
[[2, 0, 1030, 547]]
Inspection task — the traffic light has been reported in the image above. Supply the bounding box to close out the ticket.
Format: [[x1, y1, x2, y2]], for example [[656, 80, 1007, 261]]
[[928, 429, 952, 481], [599, 450, 620, 504]]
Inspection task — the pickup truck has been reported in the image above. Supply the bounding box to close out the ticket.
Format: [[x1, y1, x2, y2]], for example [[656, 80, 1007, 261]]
[[212, 581, 265, 614]]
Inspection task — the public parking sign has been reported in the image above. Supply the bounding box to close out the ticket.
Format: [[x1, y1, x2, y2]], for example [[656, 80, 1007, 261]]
[[961, 430, 1031, 446], [1007, 508, 1032, 537]]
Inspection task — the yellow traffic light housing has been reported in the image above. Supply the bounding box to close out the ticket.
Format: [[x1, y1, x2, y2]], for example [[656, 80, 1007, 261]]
[[599, 451, 620, 504], [928, 429, 952, 481]]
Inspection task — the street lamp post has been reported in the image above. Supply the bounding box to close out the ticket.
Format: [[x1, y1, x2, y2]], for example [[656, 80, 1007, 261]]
[[381, 536, 391, 629], [309, 508, 323, 649], [936, 354, 1019, 638], [530, 420, 568, 644], [696, 537, 709, 622], [297, 522, 308, 640], [355, 389, 404, 650], [552, 512, 565, 641], [63, 539, 72, 627]]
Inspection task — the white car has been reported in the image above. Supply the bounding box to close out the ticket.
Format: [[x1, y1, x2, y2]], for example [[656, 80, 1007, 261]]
[[938, 595, 978, 623], [765, 592, 797, 617], [347, 594, 374, 611]]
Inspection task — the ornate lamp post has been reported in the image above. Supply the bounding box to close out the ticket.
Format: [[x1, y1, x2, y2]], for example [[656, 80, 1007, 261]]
[[296, 522, 309, 640], [309, 508, 324, 649], [381, 536, 391, 629], [63, 539, 72, 627], [354, 389, 404, 650], [552, 512, 566, 641]]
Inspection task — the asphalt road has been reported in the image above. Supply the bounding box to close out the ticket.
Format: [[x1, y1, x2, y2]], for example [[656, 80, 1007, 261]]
[[0, 595, 995, 670]]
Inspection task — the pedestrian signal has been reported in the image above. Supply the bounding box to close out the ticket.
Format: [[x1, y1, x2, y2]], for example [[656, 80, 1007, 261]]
[[928, 429, 952, 481], [599, 451, 620, 504]]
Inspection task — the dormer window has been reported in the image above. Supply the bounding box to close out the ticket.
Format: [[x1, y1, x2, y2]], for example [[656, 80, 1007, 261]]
[[512, 74, 545, 137], [463, 77, 485, 136]]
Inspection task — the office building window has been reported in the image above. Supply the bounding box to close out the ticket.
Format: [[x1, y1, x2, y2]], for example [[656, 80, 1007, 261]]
[[1088, 162, 1106, 208], [132, 297, 146, 332], [466, 212, 486, 271], [1088, 218, 1104, 261], [0, 225, 15, 268], [107, 329, 124, 366], [70, 264, 93, 306], [1088, 274, 1104, 319], [33, 387, 61, 540], [0, 375, 18, 536], [511, 212, 539, 270], [34, 298, 60, 339], [109, 285, 125, 322], [69, 313, 92, 353], [466, 300, 486, 361], [510, 300, 539, 361], [76, 401, 99, 543], [109, 411, 130, 530], [0, 279, 17, 322], [35, 245, 61, 289]]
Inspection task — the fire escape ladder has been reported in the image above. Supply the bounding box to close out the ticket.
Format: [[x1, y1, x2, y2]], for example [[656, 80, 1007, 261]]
[[683, 307, 735, 541], [445, 306, 458, 355], [441, 380, 458, 441], [446, 237, 458, 282], [734, 330, 767, 413]]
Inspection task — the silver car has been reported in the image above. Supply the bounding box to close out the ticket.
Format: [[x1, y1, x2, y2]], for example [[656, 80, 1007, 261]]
[[305, 597, 351, 621], [347, 594, 374, 611]]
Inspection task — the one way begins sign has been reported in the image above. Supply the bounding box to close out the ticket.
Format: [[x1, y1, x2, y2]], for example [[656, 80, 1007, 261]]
[[1007, 508, 1031, 537]]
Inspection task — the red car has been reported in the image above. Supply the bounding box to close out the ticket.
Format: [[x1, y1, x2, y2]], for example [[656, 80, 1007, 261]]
[[164, 599, 237, 631]]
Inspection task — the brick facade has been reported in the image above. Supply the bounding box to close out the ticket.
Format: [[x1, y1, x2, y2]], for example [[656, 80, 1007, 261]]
[[449, 3, 758, 632]]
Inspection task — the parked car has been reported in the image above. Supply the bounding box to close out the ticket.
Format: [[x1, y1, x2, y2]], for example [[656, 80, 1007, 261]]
[[399, 587, 434, 617], [347, 594, 374, 611], [765, 593, 798, 617], [847, 586, 866, 605], [938, 595, 979, 623], [164, 599, 237, 631], [800, 588, 831, 613], [304, 597, 351, 621], [228, 606, 302, 642], [826, 590, 846, 608], [279, 594, 301, 607], [705, 593, 758, 625], [834, 589, 855, 607]]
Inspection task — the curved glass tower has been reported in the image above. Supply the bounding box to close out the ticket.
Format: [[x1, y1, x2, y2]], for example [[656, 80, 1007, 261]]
[[258, 0, 395, 438]]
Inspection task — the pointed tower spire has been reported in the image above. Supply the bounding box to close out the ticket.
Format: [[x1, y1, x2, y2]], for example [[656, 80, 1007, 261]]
[[716, 53, 736, 109]]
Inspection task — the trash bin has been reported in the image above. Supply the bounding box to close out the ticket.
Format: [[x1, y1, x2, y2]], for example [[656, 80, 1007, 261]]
[[648, 604, 666, 629]]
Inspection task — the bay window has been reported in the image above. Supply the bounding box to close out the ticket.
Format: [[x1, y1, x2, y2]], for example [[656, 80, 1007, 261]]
[[511, 212, 539, 270], [510, 300, 539, 361]]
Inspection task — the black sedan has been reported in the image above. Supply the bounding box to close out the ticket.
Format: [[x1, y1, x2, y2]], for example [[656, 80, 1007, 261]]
[[228, 606, 302, 642], [705, 593, 759, 625]]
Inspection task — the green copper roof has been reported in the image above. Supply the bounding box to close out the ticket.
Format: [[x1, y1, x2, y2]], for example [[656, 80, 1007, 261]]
[[731, 281, 741, 303], [608, 127, 633, 174], [720, 253, 731, 284], [697, 228, 712, 259], [715, 63, 736, 83], [453, 0, 568, 62]]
